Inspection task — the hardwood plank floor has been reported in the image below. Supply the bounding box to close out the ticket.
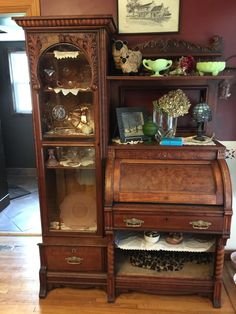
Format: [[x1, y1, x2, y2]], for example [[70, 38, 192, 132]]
[[0, 236, 235, 314]]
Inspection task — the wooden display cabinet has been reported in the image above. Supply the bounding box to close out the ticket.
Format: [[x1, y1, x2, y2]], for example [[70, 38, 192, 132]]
[[104, 37, 233, 307], [14, 15, 232, 307], [14, 15, 116, 298]]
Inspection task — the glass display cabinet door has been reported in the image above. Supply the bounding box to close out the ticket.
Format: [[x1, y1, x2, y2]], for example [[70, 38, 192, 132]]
[[44, 146, 97, 232], [38, 44, 94, 139]]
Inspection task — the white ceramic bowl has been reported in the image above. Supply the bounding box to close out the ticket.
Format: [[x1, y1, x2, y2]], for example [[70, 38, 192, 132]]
[[230, 251, 236, 270], [144, 231, 160, 244]]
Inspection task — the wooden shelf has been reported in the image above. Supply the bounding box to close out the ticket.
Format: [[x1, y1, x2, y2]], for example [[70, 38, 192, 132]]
[[115, 231, 215, 253], [116, 250, 214, 280], [106, 75, 232, 81], [46, 165, 95, 170], [43, 134, 95, 140], [42, 140, 95, 147]]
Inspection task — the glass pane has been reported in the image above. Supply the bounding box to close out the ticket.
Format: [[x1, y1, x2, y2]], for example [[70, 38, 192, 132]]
[[38, 44, 93, 138], [14, 82, 32, 113], [44, 146, 97, 232], [8, 51, 32, 113]]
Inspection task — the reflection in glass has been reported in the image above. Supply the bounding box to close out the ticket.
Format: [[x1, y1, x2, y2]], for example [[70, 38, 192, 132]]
[[45, 146, 97, 232], [38, 43, 94, 138]]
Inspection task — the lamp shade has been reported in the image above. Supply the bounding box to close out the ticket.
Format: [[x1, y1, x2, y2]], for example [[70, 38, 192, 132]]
[[192, 102, 212, 123]]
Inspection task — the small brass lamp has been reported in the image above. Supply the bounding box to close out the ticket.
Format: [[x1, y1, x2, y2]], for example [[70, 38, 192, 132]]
[[192, 102, 212, 141]]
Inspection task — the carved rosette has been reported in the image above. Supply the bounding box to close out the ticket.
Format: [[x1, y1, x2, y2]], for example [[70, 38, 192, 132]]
[[59, 33, 98, 90], [27, 35, 42, 90]]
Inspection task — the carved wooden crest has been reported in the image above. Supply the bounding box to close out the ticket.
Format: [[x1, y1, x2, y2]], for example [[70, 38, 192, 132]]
[[134, 35, 223, 58], [26, 33, 98, 90]]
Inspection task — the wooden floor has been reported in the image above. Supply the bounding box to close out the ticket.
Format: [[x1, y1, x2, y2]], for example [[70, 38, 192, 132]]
[[0, 236, 235, 314]]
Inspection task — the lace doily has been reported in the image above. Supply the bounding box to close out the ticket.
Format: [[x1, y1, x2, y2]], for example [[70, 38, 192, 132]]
[[53, 51, 79, 59]]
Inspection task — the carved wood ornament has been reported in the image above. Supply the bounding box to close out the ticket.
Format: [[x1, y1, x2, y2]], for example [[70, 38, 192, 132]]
[[134, 35, 223, 58], [27, 35, 42, 90], [26, 33, 98, 90], [13, 15, 117, 90]]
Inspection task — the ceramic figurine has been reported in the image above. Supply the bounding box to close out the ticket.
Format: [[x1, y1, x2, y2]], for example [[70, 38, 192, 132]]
[[112, 39, 142, 74]]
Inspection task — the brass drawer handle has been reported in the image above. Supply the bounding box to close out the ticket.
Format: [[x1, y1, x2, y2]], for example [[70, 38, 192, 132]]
[[189, 220, 212, 230], [124, 218, 144, 227], [65, 256, 84, 265]]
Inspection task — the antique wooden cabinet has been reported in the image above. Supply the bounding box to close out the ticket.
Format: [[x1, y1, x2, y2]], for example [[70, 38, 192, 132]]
[[14, 16, 116, 297], [104, 143, 232, 307], [15, 15, 232, 308], [104, 37, 233, 308]]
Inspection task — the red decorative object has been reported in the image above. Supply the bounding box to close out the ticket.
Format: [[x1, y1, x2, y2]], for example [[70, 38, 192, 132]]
[[179, 55, 196, 73]]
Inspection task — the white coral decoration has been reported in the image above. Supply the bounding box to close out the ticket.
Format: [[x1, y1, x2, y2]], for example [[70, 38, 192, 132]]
[[153, 89, 191, 118]]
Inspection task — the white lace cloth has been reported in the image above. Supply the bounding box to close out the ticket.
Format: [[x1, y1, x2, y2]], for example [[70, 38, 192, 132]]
[[183, 136, 216, 145], [112, 137, 216, 146], [53, 51, 79, 59], [115, 231, 215, 252], [53, 87, 90, 95]]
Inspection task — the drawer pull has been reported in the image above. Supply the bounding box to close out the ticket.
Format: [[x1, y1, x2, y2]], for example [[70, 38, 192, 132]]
[[124, 218, 144, 227], [65, 256, 83, 265], [189, 220, 212, 230]]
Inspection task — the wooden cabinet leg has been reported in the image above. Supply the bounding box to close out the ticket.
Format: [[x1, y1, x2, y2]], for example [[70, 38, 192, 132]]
[[107, 274, 115, 303], [39, 265, 47, 298], [107, 233, 115, 302], [213, 281, 221, 308], [213, 237, 225, 308]]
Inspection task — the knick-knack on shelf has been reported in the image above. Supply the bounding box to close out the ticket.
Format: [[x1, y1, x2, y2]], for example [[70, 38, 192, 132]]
[[46, 148, 59, 167]]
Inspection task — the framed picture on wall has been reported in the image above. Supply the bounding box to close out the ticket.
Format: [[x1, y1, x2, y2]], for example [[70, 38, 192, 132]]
[[116, 107, 148, 142], [118, 0, 180, 34]]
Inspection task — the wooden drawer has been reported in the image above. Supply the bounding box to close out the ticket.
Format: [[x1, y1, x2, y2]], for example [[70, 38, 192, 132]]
[[44, 246, 105, 272], [113, 212, 224, 233]]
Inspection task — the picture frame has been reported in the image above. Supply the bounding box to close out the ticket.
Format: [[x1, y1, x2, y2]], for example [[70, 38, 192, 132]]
[[118, 0, 180, 34], [116, 107, 148, 142]]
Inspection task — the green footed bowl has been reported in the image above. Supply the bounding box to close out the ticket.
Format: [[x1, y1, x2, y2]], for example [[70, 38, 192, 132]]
[[196, 61, 226, 76]]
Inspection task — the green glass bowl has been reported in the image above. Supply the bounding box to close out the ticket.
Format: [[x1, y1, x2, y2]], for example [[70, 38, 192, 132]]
[[196, 61, 225, 76]]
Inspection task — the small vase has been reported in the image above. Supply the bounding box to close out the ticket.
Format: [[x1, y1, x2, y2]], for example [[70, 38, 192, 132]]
[[153, 110, 177, 142], [142, 118, 158, 142]]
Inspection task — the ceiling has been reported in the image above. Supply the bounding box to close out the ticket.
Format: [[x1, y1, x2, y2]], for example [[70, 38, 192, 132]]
[[0, 14, 25, 41]]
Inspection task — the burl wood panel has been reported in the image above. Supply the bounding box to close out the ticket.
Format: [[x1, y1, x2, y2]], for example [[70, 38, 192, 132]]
[[113, 159, 223, 205]]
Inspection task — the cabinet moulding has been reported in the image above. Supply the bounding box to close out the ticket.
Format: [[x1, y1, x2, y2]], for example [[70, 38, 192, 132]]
[[134, 35, 223, 58]]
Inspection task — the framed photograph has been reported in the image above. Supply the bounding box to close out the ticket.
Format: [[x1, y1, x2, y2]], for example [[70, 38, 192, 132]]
[[118, 0, 180, 34], [116, 107, 148, 142]]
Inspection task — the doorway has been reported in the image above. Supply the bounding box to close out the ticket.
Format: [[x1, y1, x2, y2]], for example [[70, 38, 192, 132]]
[[0, 1, 41, 234]]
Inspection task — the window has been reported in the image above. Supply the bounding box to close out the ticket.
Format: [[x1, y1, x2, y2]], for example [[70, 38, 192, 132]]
[[8, 50, 32, 114]]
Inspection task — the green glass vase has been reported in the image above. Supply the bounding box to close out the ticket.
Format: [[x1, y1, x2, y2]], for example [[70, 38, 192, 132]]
[[142, 119, 158, 142]]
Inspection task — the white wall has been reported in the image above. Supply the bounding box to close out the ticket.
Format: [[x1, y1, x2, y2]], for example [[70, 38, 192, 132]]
[[222, 141, 236, 250]]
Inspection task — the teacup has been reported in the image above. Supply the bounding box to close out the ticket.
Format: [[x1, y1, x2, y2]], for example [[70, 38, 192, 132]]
[[143, 58, 172, 76]]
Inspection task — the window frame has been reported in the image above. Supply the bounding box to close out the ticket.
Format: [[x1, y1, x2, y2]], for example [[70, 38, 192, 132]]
[[7, 47, 32, 115]]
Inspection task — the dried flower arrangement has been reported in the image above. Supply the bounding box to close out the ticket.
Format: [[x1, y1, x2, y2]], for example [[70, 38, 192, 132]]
[[153, 89, 191, 118]]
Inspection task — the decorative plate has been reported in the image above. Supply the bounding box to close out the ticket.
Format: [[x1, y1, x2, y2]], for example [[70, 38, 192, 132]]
[[51, 105, 67, 121]]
